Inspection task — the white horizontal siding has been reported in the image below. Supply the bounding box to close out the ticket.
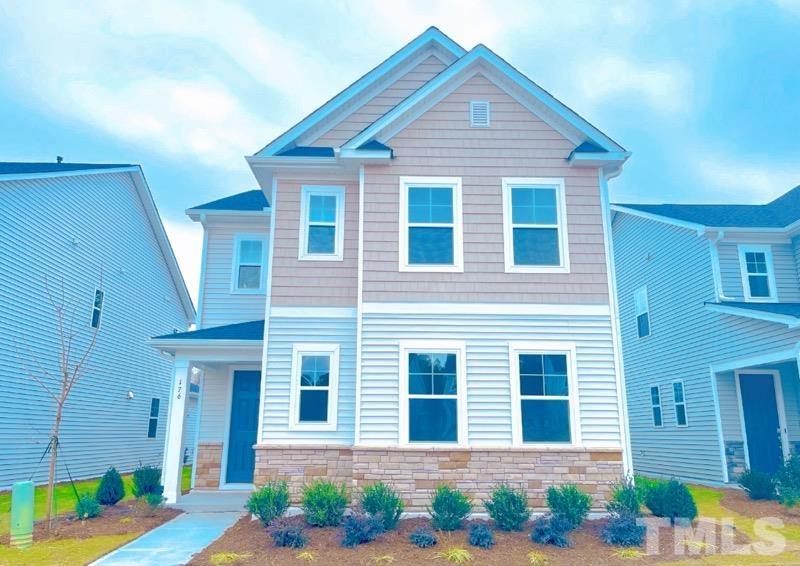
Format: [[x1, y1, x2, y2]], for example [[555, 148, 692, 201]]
[[718, 241, 800, 301], [261, 316, 357, 444], [198, 367, 232, 443], [0, 172, 187, 487], [359, 312, 621, 447]]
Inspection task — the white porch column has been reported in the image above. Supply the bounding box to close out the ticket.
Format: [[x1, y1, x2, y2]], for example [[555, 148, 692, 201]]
[[162, 358, 191, 504]]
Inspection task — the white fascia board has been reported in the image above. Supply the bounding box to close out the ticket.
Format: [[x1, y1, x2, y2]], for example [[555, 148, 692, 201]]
[[0, 166, 139, 182], [567, 152, 631, 167], [149, 338, 264, 348], [185, 208, 271, 222], [338, 148, 392, 161], [704, 303, 800, 328], [362, 302, 610, 317], [610, 205, 707, 235], [253, 28, 466, 157], [343, 44, 625, 153]]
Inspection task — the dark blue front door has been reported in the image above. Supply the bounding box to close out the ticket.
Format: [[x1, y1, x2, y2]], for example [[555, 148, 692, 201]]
[[739, 373, 783, 474], [226, 370, 261, 483]]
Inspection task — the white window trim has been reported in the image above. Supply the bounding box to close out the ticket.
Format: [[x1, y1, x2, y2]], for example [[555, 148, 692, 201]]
[[398, 176, 463, 273], [398, 340, 468, 447], [650, 385, 663, 428], [672, 380, 689, 428], [90, 288, 104, 329], [298, 185, 346, 261], [230, 233, 268, 294], [737, 244, 778, 303], [501, 177, 570, 274], [469, 100, 490, 127], [509, 341, 581, 447], [288, 343, 340, 432], [634, 286, 651, 339]]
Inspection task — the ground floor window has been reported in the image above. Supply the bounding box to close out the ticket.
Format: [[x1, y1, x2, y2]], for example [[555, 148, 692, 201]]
[[290, 343, 340, 431]]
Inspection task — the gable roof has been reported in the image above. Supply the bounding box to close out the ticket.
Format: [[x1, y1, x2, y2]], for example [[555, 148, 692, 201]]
[[616, 185, 800, 229], [152, 319, 264, 341], [705, 301, 800, 328], [0, 162, 196, 322], [254, 27, 465, 157], [189, 190, 270, 212]]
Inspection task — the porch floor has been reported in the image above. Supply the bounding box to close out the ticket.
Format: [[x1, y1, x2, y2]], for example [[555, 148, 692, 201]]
[[171, 490, 251, 513]]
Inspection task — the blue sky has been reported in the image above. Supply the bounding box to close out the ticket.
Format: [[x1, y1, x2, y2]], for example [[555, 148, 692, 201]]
[[2, 0, 799, 300]]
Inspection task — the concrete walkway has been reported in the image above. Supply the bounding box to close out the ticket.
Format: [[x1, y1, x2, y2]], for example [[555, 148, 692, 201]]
[[91, 511, 242, 566]]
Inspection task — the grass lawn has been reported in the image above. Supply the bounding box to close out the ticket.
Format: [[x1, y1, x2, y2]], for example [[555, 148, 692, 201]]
[[0, 532, 141, 566]]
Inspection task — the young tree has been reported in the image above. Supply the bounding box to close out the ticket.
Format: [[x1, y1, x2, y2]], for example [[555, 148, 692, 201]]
[[16, 274, 102, 530]]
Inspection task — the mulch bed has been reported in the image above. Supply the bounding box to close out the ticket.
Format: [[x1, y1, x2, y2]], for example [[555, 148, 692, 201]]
[[190, 515, 742, 566], [0, 500, 180, 545], [721, 487, 800, 525]]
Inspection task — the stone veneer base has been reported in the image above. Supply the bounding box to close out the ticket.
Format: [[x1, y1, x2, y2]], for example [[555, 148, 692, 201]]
[[254, 445, 623, 512], [195, 442, 223, 489]]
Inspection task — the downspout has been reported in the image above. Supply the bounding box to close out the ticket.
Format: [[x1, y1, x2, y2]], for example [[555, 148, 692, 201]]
[[354, 165, 365, 446], [707, 231, 731, 301], [599, 168, 633, 478]]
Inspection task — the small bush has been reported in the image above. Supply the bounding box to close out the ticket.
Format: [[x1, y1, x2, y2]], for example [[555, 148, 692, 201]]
[[530, 513, 573, 548], [776, 456, 800, 508], [95, 467, 125, 506], [546, 484, 592, 529], [644, 479, 697, 524], [360, 482, 404, 531], [607, 477, 641, 516], [739, 469, 776, 500], [433, 547, 473, 564], [467, 523, 494, 548], [270, 521, 308, 548], [632, 475, 662, 502], [430, 485, 472, 531], [409, 526, 437, 548], [301, 479, 348, 527], [484, 483, 529, 531], [132, 464, 163, 497], [247, 481, 290, 526], [132, 492, 164, 517], [601, 511, 645, 547], [340, 513, 385, 548], [527, 551, 548, 566], [75, 494, 102, 519]]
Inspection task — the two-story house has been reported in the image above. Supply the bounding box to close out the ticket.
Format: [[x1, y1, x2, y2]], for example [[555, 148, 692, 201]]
[[613, 186, 800, 484], [153, 27, 632, 511], [0, 162, 196, 488]]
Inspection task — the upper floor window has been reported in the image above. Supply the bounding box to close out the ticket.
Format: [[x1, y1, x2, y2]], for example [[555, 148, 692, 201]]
[[510, 343, 577, 445], [289, 343, 339, 431], [232, 234, 267, 292], [672, 381, 688, 427], [650, 386, 663, 427], [634, 286, 650, 338], [399, 177, 463, 272], [502, 178, 569, 273], [299, 185, 345, 261], [738, 245, 776, 302], [90, 289, 104, 329]]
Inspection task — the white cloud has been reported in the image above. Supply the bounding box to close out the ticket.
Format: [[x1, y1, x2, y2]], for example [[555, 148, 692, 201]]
[[694, 155, 800, 202], [162, 217, 203, 306]]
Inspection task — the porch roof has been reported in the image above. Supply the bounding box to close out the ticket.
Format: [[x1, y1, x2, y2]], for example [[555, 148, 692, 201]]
[[705, 301, 800, 328], [153, 320, 265, 341]]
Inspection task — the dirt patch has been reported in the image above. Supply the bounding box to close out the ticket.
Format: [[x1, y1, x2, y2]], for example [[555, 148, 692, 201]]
[[0, 500, 180, 545], [190, 515, 744, 566], [721, 487, 800, 525]]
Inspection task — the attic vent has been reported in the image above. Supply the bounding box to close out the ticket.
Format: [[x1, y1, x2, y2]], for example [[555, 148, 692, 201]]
[[470, 101, 490, 127]]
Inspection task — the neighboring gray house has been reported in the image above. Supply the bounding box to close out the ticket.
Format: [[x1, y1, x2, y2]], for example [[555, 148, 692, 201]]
[[613, 186, 800, 484], [0, 162, 196, 488]]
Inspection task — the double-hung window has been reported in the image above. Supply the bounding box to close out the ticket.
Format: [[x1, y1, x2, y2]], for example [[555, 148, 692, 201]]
[[147, 398, 160, 438], [510, 343, 577, 445], [672, 381, 688, 427], [634, 286, 650, 338], [738, 245, 777, 301], [90, 289, 104, 329], [399, 177, 463, 272], [299, 185, 345, 261], [650, 386, 663, 427], [400, 342, 465, 444], [502, 178, 569, 272], [232, 234, 267, 292], [289, 344, 339, 430]]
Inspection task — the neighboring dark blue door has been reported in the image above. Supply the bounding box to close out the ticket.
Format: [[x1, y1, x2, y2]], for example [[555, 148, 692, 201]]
[[226, 370, 261, 483], [739, 373, 783, 474]]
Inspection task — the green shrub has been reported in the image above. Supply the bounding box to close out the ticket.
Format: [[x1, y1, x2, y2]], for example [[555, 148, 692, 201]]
[[776, 456, 800, 508], [360, 482, 404, 531], [301, 479, 348, 527], [739, 469, 776, 501], [467, 523, 494, 548], [132, 464, 163, 497], [530, 514, 572, 547], [270, 521, 308, 548], [644, 479, 697, 524], [247, 481, 290, 526], [409, 526, 437, 548], [601, 511, 645, 547], [95, 467, 125, 506], [632, 475, 662, 502], [607, 477, 641, 516], [75, 494, 102, 519], [545, 484, 592, 529], [429, 485, 472, 531], [484, 483, 529, 531], [340, 513, 385, 548]]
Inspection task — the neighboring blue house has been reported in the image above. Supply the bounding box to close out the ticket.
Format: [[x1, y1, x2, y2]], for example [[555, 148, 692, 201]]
[[0, 162, 196, 488], [612, 186, 800, 484]]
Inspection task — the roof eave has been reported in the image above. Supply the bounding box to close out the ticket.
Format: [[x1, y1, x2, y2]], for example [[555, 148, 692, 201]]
[[0, 165, 139, 182], [704, 303, 800, 328], [186, 208, 271, 222], [611, 204, 708, 235]]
